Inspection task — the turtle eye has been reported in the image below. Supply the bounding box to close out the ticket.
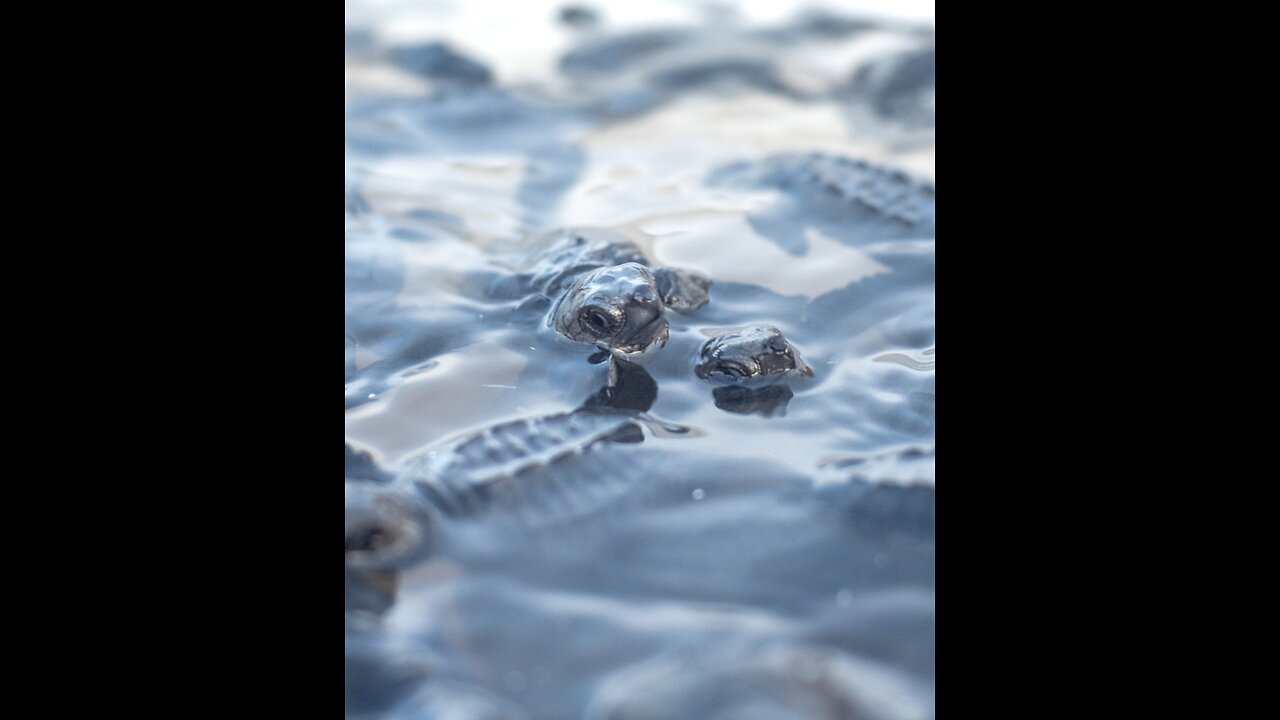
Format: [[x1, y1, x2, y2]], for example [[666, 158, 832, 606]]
[[579, 306, 621, 337]]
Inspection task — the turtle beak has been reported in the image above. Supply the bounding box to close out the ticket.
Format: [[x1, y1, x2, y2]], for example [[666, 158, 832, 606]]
[[610, 315, 668, 355], [609, 285, 668, 354]]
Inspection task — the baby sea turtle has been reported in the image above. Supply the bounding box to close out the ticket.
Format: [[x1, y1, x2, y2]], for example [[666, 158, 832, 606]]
[[696, 324, 812, 416], [707, 152, 935, 254], [840, 44, 935, 144], [696, 324, 812, 383], [345, 481, 434, 572], [485, 228, 711, 360], [397, 359, 676, 524], [345, 479, 435, 614], [348, 359, 687, 531], [554, 11, 910, 120]]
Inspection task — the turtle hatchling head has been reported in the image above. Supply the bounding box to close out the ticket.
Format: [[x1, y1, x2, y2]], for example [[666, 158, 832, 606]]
[[550, 262, 669, 356], [695, 325, 813, 384], [345, 482, 434, 573]]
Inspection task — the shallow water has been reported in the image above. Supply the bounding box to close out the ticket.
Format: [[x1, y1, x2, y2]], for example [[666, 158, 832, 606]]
[[346, 2, 934, 718]]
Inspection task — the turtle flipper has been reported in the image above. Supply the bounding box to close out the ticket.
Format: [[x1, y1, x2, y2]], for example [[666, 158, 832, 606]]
[[652, 267, 710, 313]]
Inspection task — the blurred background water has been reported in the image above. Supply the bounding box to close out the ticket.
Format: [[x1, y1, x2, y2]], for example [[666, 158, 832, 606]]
[[346, 1, 935, 717]]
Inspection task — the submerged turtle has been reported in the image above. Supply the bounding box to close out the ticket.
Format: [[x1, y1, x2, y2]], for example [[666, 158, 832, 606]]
[[341, 361, 661, 626], [482, 228, 711, 360], [839, 44, 935, 146], [707, 152, 935, 255], [345, 478, 435, 615], [395, 358, 677, 524], [554, 9, 913, 120]]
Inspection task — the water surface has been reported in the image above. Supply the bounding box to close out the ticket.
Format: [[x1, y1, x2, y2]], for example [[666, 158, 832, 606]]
[[346, 3, 935, 718]]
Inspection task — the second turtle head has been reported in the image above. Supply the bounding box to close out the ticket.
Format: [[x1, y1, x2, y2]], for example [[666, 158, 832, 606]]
[[695, 324, 813, 384]]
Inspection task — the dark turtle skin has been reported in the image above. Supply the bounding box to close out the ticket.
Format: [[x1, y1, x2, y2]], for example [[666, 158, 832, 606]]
[[549, 262, 670, 356], [489, 229, 710, 358], [695, 325, 813, 384], [695, 325, 813, 416]]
